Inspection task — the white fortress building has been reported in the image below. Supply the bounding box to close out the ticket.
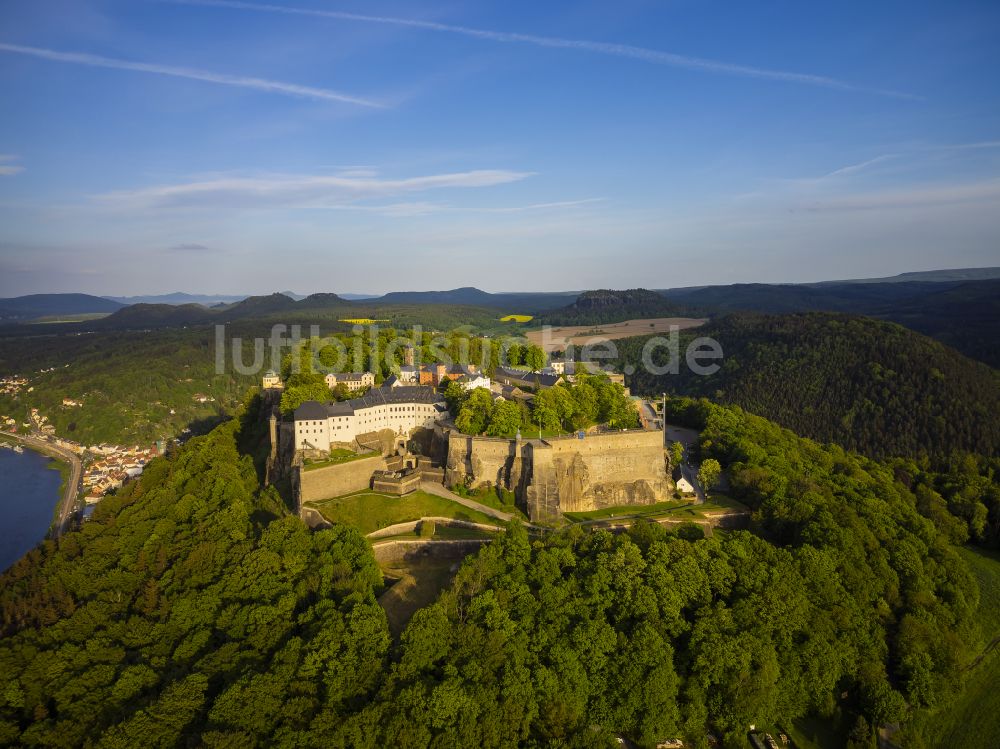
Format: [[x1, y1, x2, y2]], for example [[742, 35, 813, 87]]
[[323, 371, 376, 391], [293, 385, 447, 451]]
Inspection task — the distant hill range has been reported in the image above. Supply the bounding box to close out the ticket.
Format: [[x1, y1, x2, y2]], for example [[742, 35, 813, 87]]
[[619, 312, 1000, 460], [356, 286, 576, 311], [2, 269, 997, 366], [104, 292, 251, 306], [0, 293, 124, 321], [811, 266, 1000, 285], [658, 278, 1000, 368], [93, 292, 354, 328], [539, 289, 679, 326]]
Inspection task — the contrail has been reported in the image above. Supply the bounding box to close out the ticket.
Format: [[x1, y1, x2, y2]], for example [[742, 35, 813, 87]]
[[0, 41, 385, 107], [166, 0, 919, 99]]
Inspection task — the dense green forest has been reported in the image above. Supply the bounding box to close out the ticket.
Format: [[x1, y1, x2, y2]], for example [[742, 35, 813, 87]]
[[0, 329, 254, 445], [618, 313, 1000, 460], [659, 279, 1000, 369], [539, 289, 679, 326], [0, 393, 391, 747], [0, 390, 988, 747]]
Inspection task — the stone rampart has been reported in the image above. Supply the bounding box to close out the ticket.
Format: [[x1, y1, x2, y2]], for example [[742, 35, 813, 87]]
[[298, 455, 387, 503], [442, 428, 670, 523]]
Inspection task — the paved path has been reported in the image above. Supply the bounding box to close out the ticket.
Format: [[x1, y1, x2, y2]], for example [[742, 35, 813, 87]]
[[638, 400, 662, 432], [419, 481, 517, 522], [1, 430, 82, 537]]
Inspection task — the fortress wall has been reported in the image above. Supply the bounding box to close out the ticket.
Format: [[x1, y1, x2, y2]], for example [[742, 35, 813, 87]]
[[443, 428, 669, 522], [526, 430, 669, 519], [444, 432, 519, 490], [298, 455, 387, 503]]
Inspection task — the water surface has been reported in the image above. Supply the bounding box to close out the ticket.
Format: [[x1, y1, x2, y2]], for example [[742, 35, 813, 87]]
[[0, 447, 62, 572]]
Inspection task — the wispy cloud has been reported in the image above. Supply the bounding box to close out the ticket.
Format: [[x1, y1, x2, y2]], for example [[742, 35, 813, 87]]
[[822, 154, 896, 179], [331, 196, 605, 217], [168, 0, 918, 99], [0, 42, 384, 107], [0, 154, 24, 176], [482, 197, 606, 213], [95, 169, 535, 210], [167, 242, 213, 251], [801, 179, 1000, 212]]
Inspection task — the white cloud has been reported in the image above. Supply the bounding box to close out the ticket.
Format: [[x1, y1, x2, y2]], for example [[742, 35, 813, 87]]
[[95, 169, 535, 211], [328, 196, 605, 217], [169, 0, 919, 99], [0, 154, 23, 176], [822, 154, 896, 179], [0, 42, 384, 107]]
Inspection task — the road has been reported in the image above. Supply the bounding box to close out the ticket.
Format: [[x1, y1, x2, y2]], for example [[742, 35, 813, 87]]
[[662, 422, 708, 503], [1, 430, 82, 537]]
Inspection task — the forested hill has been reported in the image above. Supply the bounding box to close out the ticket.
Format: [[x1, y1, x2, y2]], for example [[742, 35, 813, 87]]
[[540, 288, 678, 326], [619, 312, 1000, 460], [0, 391, 981, 746]]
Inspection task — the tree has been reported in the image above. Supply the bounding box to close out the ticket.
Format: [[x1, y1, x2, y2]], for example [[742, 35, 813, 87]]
[[670, 441, 685, 468], [486, 400, 522, 437], [443, 380, 468, 416], [698, 458, 721, 491], [524, 345, 546, 372], [279, 371, 331, 414], [455, 388, 494, 435]]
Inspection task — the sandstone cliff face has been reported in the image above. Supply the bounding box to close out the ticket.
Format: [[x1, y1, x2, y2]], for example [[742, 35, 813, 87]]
[[445, 432, 522, 490], [443, 428, 670, 522], [526, 431, 669, 519]]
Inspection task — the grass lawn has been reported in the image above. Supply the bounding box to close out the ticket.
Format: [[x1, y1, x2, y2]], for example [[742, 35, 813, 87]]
[[303, 448, 373, 471], [782, 714, 850, 749], [904, 546, 1000, 749], [564, 499, 692, 522], [564, 495, 749, 523], [311, 490, 497, 534], [450, 486, 527, 519], [699, 494, 750, 512]]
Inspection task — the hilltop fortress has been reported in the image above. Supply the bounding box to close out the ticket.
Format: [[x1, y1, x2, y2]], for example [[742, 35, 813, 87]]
[[446, 429, 669, 521], [282, 383, 671, 522]]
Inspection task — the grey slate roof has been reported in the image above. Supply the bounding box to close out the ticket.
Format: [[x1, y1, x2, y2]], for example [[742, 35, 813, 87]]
[[495, 367, 560, 389], [350, 385, 444, 408], [294, 385, 444, 421], [294, 401, 330, 420]]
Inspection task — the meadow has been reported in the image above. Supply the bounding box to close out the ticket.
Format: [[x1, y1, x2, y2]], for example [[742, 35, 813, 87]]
[[500, 313, 534, 323], [901, 545, 1000, 748], [310, 489, 497, 534]]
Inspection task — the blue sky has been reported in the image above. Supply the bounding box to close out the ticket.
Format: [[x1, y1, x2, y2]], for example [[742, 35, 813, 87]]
[[0, 0, 998, 296]]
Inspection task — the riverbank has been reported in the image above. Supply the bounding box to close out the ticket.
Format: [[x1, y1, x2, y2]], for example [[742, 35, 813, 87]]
[[0, 430, 82, 537], [0, 448, 63, 571]]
